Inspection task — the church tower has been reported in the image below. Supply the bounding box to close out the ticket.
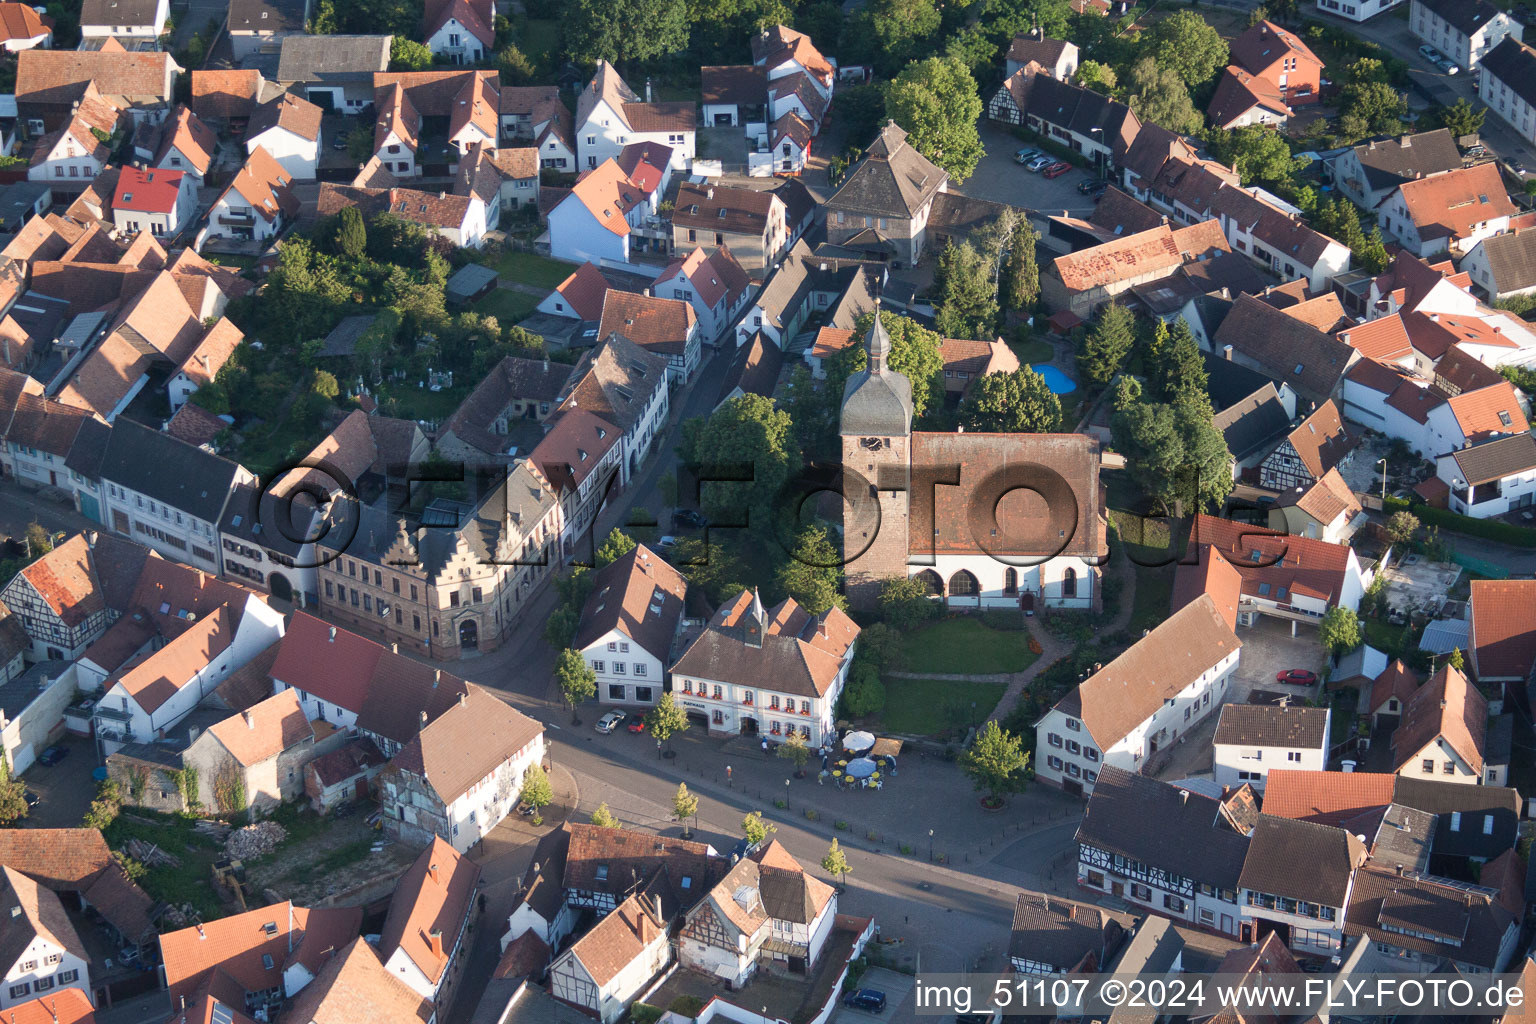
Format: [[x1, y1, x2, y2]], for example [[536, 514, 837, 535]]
[[840, 310, 913, 610]]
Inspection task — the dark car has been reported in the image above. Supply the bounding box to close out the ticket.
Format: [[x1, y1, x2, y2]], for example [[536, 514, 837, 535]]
[[23, 790, 38, 810], [1077, 179, 1109, 195], [1275, 669, 1319, 686], [844, 989, 887, 1014], [672, 509, 708, 529], [38, 745, 68, 766]]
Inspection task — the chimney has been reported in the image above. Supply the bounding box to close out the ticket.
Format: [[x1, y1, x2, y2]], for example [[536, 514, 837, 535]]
[[1494, 325, 1503, 334], [706, 187, 714, 200], [459, 691, 468, 706], [242, 711, 254, 729], [419, 710, 428, 728], [428, 928, 443, 958], [645, 78, 653, 103], [438, 191, 446, 200], [428, 861, 439, 884], [1402, 136, 1412, 148], [1068, 904, 1077, 920], [1223, 344, 1233, 360], [391, 642, 398, 653], [652, 893, 663, 923], [433, 669, 441, 688], [1179, 789, 1189, 804], [196, 924, 206, 939], [87, 531, 98, 548], [328, 626, 337, 642]]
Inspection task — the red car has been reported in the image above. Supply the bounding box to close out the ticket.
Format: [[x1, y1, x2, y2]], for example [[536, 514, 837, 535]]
[[627, 720, 646, 733], [1275, 669, 1319, 686], [1043, 162, 1072, 179]]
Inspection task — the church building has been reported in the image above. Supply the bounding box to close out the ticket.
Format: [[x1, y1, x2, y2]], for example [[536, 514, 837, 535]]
[[839, 312, 1108, 612]]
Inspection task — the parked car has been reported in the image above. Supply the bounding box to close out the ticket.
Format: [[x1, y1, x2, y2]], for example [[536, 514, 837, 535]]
[[23, 790, 38, 810], [38, 746, 67, 766], [1437, 58, 1460, 74], [844, 989, 887, 1014], [1042, 161, 1072, 179], [1025, 155, 1053, 172], [1014, 147, 1042, 164], [627, 719, 646, 733], [672, 509, 708, 529], [1418, 44, 1442, 62], [657, 535, 678, 549], [1077, 178, 1110, 195], [595, 711, 626, 734], [1275, 669, 1319, 686]]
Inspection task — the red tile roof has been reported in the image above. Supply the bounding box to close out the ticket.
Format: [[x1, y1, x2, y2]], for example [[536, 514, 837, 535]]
[[114, 166, 185, 215], [157, 105, 218, 175], [1391, 664, 1487, 776], [391, 686, 542, 805], [0, 3, 50, 43], [160, 903, 362, 1010], [1338, 314, 1412, 363], [1284, 400, 1356, 478], [2, 990, 94, 1024], [206, 689, 312, 767], [0, 828, 112, 889], [1261, 768, 1397, 827], [1446, 380, 1529, 441], [17, 48, 177, 104], [1230, 20, 1322, 75], [18, 534, 104, 626], [109, 604, 234, 714], [1470, 579, 1536, 679], [278, 937, 430, 1024], [598, 290, 696, 355], [566, 159, 645, 238], [616, 141, 671, 195], [1171, 543, 1243, 632], [378, 838, 480, 984], [1207, 65, 1290, 130], [550, 262, 609, 321], [1190, 513, 1354, 606], [270, 611, 384, 714], [1052, 220, 1228, 291], [1397, 162, 1517, 244], [191, 69, 260, 121]]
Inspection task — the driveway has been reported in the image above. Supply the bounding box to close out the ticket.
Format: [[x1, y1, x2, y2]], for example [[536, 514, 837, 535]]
[[1230, 617, 1328, 700], [954, 122, 1104, 218], [17, 733, 99, 826]]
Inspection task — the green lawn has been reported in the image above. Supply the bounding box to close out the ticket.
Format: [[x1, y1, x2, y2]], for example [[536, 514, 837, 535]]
[[878, 677, 1006, 736], [104, 811, 226, 921], [1364, 618, 1410, 657], [474, 288, 539, 324], [1128, 564, 1175, 634], [899, 618, 1040, 676], [497, 250, 577, 291], [380, 383, 470, 422], [1011, 338, 1055, 365]]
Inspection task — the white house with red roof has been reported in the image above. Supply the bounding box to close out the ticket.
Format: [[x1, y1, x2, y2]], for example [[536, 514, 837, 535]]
[[1469, 579, 1536, 686], [204, 145, 297, 244], [26, 86, 118, 187], [0, 4, 52, 51], [153, 105, 218, 184], [616, 141, 672, 211], [423, 0, 494, 65], [547, 158, 648, 265], [575, 62, 696, 172], [537, 262, 609, 321], [245, 93, 322, 180], [669, 588, 859, 744], [111, 167, 195, 238], [752, 25, 834, 122], [1378, 162, 1518, 258], [652, 246, 752, 343], [379, 838, 482, 1017]]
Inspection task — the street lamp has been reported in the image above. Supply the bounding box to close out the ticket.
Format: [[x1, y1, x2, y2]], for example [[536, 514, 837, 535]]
[[785, 778, 791, 810], [1377, 458, 1388, 505], [656, 738, 662, 760], [928, 828, 934, 863]]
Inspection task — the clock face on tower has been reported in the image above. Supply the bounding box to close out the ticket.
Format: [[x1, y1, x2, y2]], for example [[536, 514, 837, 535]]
[[860, 437, 884, 450]]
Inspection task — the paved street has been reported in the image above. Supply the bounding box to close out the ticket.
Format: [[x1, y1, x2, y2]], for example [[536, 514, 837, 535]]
[[956, 122, 1105, 219]]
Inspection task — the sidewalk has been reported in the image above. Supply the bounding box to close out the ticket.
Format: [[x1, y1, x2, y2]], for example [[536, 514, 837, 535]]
[[583, 722, 1084, 871]]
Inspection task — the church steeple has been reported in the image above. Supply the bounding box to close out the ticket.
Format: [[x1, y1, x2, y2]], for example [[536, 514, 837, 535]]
[[839, 305, 913, 438]]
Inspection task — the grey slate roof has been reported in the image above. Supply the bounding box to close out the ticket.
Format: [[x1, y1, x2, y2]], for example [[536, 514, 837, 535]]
[[1350, 130, 1463, 196], [825, 121, 946, 218], [64, 416, 112, 479], [1025, 76, 1138, 157], [1213, 704, 1330, 749], [1393, 777, 1520, 862], [839, 315, 912, 437], [81, 0, 160, 27], [318, 313, 382, 358], [229, 0, 308, 33], [1473, 229, 1536, 295], [1238, 815, 1365, 907], [99, 418, 242, 524], [277, 34, 391, 83], [1370, 803, 1435, 874], [1009, 893, 1130, 972], [1212, 381, 1292, 462], [1447, 432, 1536, 486], [1416, 0, 1506, 38], [1076, 766, 1251, 890], [1480, 37, 1536, 110]]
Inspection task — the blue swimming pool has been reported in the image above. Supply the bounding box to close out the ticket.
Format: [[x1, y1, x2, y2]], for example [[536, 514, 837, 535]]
[[1033, 364, 1077, 394]]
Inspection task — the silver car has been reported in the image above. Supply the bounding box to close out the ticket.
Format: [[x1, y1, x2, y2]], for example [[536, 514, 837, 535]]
[[595, 710, 626, 734], [1026, 155, 1053, 172]]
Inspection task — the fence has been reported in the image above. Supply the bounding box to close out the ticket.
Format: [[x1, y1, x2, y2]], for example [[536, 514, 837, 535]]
[[1452, 551, 1512, 579]]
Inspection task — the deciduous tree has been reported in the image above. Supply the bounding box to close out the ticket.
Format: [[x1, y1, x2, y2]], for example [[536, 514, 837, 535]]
[[840, 312, 947, 420], [742, 810, 777, 846], [555, 648, 596, 724], [565, 0, 689, 68], [960, 720, 1029, 805], [672, 782, 699, 834], [389, 36, 433, 71], [1002, 220, 1039, 312], [884, 56, 985, 184], [934, 241, 999, 339], [519, 763, 553, 824], [0, 754, 27, 825], [1320, 607, 1362, 656], [589, 803, 620, 827], [822, 838, 851, 885], [878, 576, 941, 631], [1126, 57, 1202, 135], [777, 525, 845, 615], [957, 368, 1062, 433], [1439, 97, 1484, 137], [646, 692, 690, 753], [1143, 10, 1228, 87], [595, 528, 637, 567], [682, 394, 795, 523]]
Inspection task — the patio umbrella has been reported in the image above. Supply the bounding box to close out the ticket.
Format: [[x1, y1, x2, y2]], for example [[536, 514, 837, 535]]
[[843, 730, 875, 754], [846, 757, 878, 779]]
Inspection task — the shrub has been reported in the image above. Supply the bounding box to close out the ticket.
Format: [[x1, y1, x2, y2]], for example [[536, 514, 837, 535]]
[[773, 798, 787, 809], [899, 843, 914, 855], [631, 1004, 663, 1024], [979, 609, 1026, 631], [1384, 496, 1536, 548], [804, 808, 819, 821], [835, 820, 849, 830]]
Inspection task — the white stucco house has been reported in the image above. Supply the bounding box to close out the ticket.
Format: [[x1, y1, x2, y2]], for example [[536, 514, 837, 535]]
[[1036, 593, 1241, 795], [550, 894, 670, 1024], [379, 837, 480, 1022], [1437, 433, 1536, 518], [669, 589, 858, 747], [1410, 0, 1522, 72], [574, 545, 686, 708], [26, 91, 118, 187], [423, 0, 493, 64], [546, 158, 646, 265], [1377, 162, 1518, 258], [245, 93, 322, 180], [652, 245, 753, 344], [205, 146, 298, 244], [575, 61, 695, 172], [1212, 705, 1330, 792], [78, 0, 168, 43], [0, 866, 89, 1012], [1480, 37, 1536, 147], [112, 166, 196, 238]]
